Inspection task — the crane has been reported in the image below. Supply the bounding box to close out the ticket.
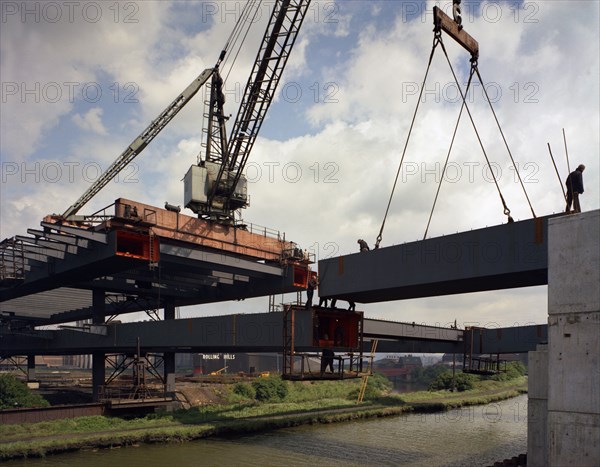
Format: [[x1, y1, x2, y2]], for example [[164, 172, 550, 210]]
[[185, 0, 312, 221], [61, 0, 312, 224]]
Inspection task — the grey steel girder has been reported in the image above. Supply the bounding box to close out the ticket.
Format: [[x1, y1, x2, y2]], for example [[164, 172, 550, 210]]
[[1, 312, 547, 357], [319, 215, 556, 303]]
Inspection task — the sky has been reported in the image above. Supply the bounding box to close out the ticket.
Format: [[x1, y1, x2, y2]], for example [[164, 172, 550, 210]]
[[1, 0, 599, 329]]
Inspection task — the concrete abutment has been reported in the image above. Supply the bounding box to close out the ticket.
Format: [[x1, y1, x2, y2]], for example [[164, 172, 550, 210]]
[[528, 210, 600, 466]]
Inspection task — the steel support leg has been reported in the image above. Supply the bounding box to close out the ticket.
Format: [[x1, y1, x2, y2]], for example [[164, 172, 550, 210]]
[[92, 289, 105, 401], [27, 355, 36, 382], [163, 298, 176, 394]]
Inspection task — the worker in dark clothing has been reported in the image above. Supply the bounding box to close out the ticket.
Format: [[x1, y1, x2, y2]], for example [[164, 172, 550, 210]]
[[321, 347, 335, 374], [357, 239, 370, 252], [306, 274, 317, 309], [565, 164, 585, 213]]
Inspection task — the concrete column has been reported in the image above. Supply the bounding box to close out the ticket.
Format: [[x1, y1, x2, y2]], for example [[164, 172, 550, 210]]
[[527, 344, 548, 467], [545, 210, 600, 466], [91, 289, 105, 401], [163, 299, 176, 394]]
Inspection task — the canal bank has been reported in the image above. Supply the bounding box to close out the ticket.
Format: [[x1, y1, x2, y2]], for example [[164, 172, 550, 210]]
[[0, 377, 527, 461], [2, 393, 529, 467]]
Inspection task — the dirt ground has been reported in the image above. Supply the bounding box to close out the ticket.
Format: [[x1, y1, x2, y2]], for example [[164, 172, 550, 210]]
[[32, 373, 236, 409], [174, 382, 229, 408]]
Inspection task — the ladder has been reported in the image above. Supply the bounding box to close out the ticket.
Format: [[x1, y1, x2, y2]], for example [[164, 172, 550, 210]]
[[148, 229, 158, 270], [357, 339, 378, 403]]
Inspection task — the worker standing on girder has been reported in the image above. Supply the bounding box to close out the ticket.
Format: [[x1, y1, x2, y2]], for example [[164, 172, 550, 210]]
[[306, 273, 317, 309], [565, 164, 585, 213], [357, 239, 370, 252]]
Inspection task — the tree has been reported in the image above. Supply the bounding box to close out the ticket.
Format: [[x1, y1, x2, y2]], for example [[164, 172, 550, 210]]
[[429, 371, 475, 392], [252, 376, 288, 402], [0, 374, 49, 409]]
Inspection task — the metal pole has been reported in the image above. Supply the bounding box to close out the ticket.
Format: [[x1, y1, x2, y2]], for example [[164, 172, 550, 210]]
[[563, 128, 573, 191], [451, 352, 456, 392], [547, 143, 567, 201]]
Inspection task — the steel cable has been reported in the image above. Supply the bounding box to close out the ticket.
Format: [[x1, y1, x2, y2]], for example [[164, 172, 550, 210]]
[[375, 34, 442, 249]]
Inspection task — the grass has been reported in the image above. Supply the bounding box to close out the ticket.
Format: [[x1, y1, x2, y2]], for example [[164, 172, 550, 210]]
[[0, 376, 527, 461]]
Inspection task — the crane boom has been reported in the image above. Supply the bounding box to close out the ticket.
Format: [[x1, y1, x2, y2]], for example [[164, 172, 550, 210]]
[[63, 68, 214, 219], [207, 0, 312, 213]]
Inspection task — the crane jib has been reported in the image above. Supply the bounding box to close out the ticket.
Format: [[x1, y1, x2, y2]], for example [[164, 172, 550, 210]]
[[62, 68, 214, 219]]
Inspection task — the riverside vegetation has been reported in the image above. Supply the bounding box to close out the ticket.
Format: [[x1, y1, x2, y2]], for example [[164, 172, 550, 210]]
[[0, 363, 528, 461]]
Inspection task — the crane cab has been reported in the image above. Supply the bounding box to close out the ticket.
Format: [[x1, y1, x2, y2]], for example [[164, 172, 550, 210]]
[[184, 163, 248, 218]]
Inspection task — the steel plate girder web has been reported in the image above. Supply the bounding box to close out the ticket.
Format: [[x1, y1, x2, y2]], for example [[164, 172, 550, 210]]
[[319, 216, 553, 303]]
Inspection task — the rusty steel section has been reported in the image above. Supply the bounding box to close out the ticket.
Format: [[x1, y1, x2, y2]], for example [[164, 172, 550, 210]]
[[433, 6, 479, 58], [48, 198, 300, 262]]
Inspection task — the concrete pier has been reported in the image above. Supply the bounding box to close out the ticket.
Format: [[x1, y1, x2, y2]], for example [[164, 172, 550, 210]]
[[528, 210, 600, 466]]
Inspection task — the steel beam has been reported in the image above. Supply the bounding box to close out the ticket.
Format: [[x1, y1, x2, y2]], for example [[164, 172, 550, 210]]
[[319, 216, 556, 303], [464, 325, 548, 354], [1, 313, 547, 357]]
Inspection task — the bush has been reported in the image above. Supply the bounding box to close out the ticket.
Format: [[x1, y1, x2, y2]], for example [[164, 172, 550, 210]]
[[232, 382, 255, 400], [410, 364, 450, 387], [0, 374, 49, 409], [252, 376, 288, 402], [429, 371, 475, 392], [347, 372, 392, 401], [368, 372, 393, 392], [490, 361, 527, 381]]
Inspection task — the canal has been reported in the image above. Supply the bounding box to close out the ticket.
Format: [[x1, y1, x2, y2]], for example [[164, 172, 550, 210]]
[[6, 395, 527, 466]]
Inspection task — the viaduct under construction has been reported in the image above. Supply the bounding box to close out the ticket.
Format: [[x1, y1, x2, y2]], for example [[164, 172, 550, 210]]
[[1, 2, 598, 465]]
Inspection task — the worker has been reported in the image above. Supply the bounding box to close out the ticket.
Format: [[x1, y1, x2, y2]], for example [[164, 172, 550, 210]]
[[565, 164, 585, 213], [357, 239, 370, 252], [319, 296, 328, 307], [306, 274, 317, 309], [320, 341, 335, 375], [347, 301, 356, 312]]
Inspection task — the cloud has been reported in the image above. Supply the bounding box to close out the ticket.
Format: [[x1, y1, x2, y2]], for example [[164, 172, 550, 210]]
[[72, 107, 107, 135]]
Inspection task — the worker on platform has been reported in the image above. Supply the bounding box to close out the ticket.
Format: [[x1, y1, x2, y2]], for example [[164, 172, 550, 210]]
[[320, 336, 335, 375], [357, 239, 370, 252], [306, 274, 317, 309], [565, 164, 585, 213]]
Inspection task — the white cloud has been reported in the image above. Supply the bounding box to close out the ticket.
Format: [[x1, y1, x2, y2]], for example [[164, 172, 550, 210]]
[[72, 107, 107, 135]]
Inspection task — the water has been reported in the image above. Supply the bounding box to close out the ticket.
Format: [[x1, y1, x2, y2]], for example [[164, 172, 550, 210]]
[[6, 395, 527, 467]]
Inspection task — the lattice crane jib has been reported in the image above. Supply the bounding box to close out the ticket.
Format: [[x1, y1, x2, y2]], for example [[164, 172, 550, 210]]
[[187, 0, 312, 221]]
